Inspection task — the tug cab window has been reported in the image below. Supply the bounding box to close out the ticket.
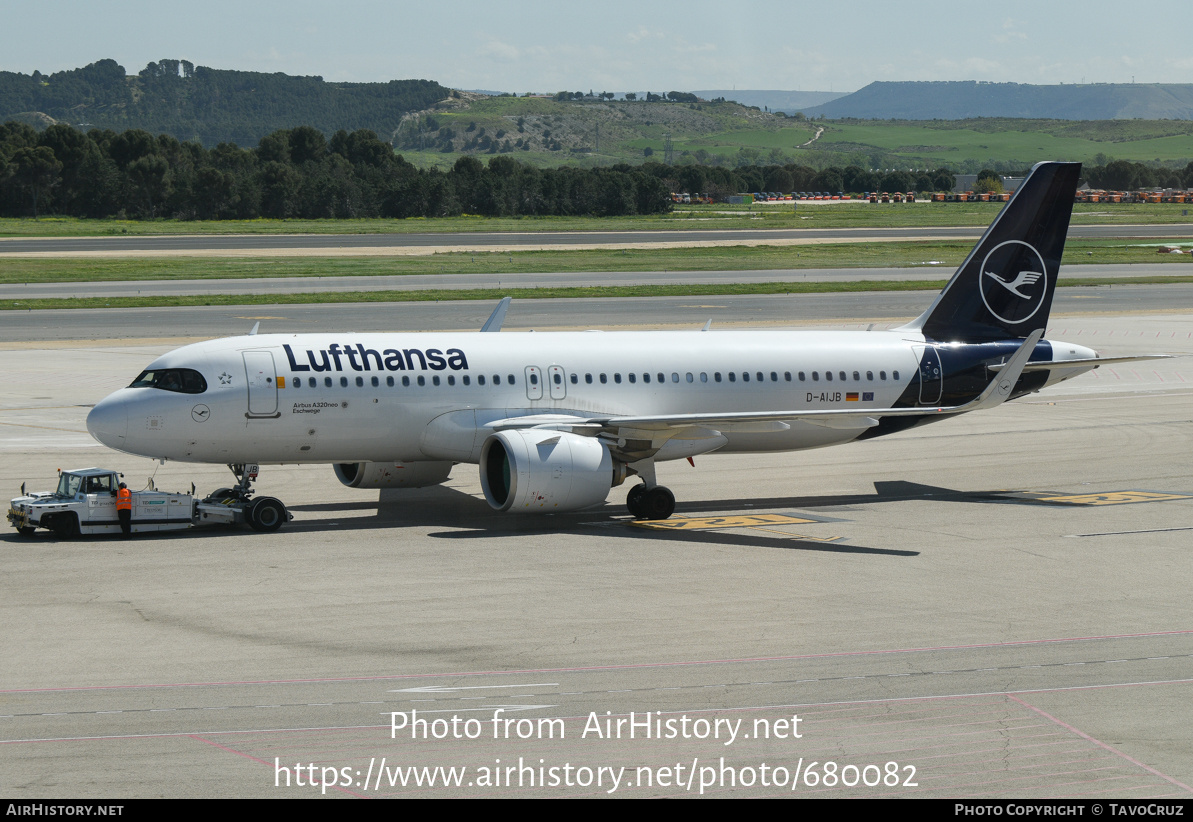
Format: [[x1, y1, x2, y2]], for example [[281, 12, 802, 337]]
[[85, 475, 113, 494], [129, 369, 207, 394]]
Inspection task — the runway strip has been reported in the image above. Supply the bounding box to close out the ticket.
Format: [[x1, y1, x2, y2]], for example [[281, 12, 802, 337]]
[[0, 263, 1188, 301], [2, 223, 1190, 256]]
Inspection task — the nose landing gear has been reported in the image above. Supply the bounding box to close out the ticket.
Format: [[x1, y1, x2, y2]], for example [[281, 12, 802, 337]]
[[207, 463, 288, 533]]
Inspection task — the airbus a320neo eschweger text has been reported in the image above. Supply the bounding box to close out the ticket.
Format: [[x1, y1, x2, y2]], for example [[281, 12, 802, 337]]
[[86, 162, 1160, 525]]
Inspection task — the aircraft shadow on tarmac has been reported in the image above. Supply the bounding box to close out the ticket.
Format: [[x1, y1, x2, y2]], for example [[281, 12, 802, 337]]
[[284, 482, 999, 556], [5, 481, 1008, 554]]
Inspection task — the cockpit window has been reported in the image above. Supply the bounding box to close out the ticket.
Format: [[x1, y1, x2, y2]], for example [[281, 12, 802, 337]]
[[129, 369, 208, 394]]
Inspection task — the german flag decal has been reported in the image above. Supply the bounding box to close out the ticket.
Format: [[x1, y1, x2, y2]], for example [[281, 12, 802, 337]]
[[846, 392, 859, 401]]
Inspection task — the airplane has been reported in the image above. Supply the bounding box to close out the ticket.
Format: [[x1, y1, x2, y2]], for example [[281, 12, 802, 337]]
[[85, 162, 1165, 527]]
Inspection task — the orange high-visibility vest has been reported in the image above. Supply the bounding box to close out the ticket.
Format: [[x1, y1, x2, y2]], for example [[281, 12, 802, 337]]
[[116, 487, 132, 511]]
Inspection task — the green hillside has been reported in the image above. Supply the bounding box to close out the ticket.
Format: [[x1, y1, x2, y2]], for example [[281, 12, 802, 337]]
[[804, 81, 1193, 120], [393, 98, 1193, 173], [392, 93, 818, 168], [810, 118, 1193, 172], [4, 59, 1191, 174]]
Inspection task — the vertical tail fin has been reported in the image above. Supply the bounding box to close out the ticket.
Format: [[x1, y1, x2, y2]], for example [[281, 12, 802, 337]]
[[901, 162, 1081, 342]]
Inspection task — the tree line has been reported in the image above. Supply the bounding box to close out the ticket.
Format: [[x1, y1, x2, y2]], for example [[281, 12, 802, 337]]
[[0, 122, 675, 219], [14, 122, 1188, 220], [0, 121, 965, 221], [1084, 159, 1193, 191]]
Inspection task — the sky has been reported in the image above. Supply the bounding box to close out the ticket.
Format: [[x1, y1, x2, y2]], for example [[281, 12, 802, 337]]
[[3, 1, 1191, 93]]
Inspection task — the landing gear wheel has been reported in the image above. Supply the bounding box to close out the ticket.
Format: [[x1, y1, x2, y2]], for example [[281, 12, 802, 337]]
[[17, 526, 35, 537], [626, 483, 648, 519], [248, 497, 286, 533], [641, 486, 675, 521]]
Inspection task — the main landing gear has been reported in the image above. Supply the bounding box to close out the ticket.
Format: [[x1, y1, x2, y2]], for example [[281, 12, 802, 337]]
[[208, 463, 288, 533], [624, 460, 675, 521], [626, 483, 675, 520]]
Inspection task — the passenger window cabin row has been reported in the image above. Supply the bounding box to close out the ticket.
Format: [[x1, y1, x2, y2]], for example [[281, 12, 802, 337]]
[[287, 369, 901, 390]]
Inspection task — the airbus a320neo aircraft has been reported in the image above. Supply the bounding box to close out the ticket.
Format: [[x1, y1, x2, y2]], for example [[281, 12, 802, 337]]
[[86, 162, 1158, 525]]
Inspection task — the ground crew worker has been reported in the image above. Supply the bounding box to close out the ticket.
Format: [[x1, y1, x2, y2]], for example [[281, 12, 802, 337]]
[[116, 482, 132, 537]]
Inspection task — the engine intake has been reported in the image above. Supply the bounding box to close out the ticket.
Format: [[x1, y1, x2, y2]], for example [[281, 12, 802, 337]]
[[480, 429, 625, 513]]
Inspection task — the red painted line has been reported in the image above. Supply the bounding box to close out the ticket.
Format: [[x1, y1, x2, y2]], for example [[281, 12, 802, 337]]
[[188, 733, 368, 798], [1007, 694, 1193, 794]]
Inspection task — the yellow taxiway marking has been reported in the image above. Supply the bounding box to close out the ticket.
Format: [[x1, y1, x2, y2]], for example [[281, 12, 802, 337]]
[[1039, 491, 1193, 506], [746, 526, 844, 542], [632, 513, 820, 530]]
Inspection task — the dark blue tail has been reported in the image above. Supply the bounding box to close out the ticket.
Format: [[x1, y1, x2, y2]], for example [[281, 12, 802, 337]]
[[903, 162, 1081, 342]]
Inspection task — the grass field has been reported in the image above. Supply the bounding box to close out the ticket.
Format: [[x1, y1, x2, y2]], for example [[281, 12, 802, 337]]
[[3, 202, 1192, 239], [0, 240, 1188, 286], [4, 273, 1192, 312]]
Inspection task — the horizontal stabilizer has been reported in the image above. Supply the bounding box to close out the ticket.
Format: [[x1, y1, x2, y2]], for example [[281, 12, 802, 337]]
[[991, 353, 1177, 372]]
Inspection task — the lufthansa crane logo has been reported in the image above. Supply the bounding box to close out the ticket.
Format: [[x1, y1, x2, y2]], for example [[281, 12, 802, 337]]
[[979, 240, 1049, 325]]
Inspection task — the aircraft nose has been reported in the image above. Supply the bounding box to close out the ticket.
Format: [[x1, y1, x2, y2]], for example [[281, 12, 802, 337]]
[[87, 393, 128, 449]]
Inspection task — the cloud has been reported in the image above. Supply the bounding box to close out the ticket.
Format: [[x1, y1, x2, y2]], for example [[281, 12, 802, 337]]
[[626, 27, 663, 44], [993, 18, 1028, 44], [479, 40, 520, 62]]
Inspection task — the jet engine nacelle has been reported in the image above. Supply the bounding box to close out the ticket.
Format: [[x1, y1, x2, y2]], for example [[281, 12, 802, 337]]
[[333, 461, 453, 489], [479, 429, 626, 513]]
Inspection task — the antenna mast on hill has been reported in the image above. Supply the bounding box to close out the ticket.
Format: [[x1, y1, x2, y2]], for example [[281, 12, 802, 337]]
[[664, 133, 674, 165]]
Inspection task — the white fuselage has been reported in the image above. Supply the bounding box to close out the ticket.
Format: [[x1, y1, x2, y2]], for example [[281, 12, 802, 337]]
[[85, 328, 1095, 467]]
